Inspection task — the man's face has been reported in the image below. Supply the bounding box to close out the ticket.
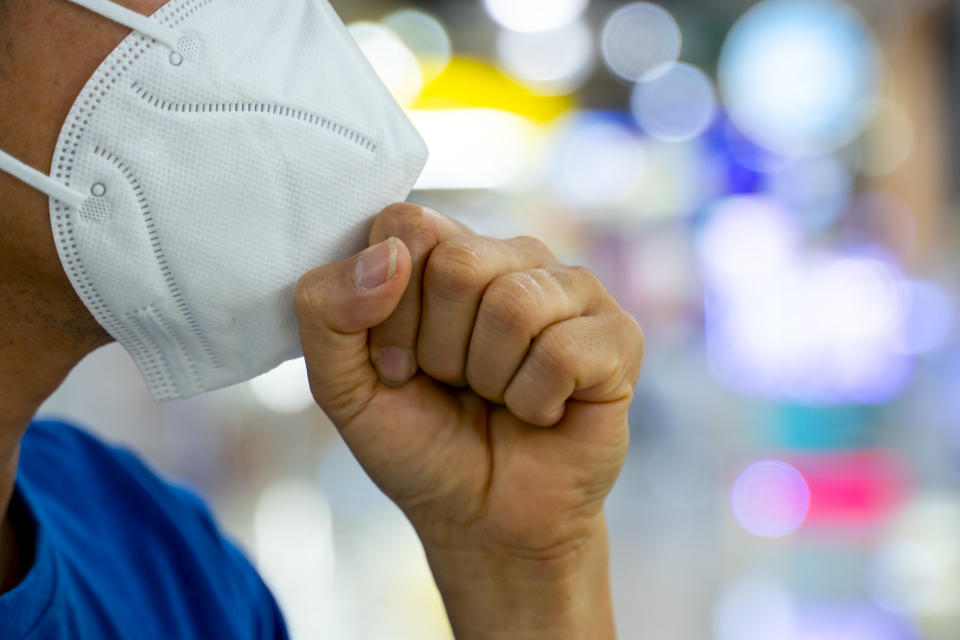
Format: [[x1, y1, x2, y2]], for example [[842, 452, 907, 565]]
[[0, 0, 166, 340]]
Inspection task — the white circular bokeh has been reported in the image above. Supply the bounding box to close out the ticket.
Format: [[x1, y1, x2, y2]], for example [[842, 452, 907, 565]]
[[348, 22, 423, 107], [718, 0, 882, 156], [484, 0, 588, 34], [601, 2, 682, 82], [382, 9, 452, 82], [496, 21, 594, 94], [869, 540, 941, 615], [631, 62, 716, 141]]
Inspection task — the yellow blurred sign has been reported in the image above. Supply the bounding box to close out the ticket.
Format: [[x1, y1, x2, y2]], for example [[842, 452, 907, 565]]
[[412, 57, 573, 123]]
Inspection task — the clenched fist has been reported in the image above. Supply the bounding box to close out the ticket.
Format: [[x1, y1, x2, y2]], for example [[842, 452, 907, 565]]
[[294, 204, 644, 639]]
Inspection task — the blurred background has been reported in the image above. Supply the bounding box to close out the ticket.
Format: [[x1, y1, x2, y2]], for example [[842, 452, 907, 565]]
[[38, 0, 960, 637]]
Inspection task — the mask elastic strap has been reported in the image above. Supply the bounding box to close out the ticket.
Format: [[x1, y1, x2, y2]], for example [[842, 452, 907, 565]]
[[0, 150, 87, 210], [67, 0, 183, 53], [0, 0, 186, 207]]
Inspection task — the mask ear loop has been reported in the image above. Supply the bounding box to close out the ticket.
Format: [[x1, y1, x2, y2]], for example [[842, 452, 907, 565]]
[[0, 0, 187, 208], [67, 0, 184, 53], [0, 150, 87, 210]]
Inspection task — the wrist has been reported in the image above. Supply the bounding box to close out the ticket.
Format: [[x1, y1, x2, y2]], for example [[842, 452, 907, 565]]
[[420, 516, 616, 640]]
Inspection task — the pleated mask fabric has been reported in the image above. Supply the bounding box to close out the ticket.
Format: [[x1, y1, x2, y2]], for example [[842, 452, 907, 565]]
[[0, 0, 428, 401]]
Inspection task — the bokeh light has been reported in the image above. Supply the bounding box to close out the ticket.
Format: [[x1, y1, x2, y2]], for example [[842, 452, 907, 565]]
[[731, 460, 810, 537], [787, 605, 915, 640], [720, 117, 790, 174], [348, 21, 423, 107], [718, 0, 882, 156], [631, 62, 716, 142], [248, 357, 315, 414], [705, 259, 913, 405], [411, 57, 572, 122], [811, 255, 903, 346], [601, 2, 682, 82], [766, 155, 853, 231], [408, 109, 538, 189], [545, 112, 646, 209], [855, 99, 915, 177], [254, 480, 340, 639], [797, 451, 908, 528], [699, 194, 916, 404], [895, 280, 955, 355], [495, 20, 594, 95], [382, 9, 452, 83], [714, 573, 794, 640], [697, 195, 799, 293], [483, 0, 588, 34], [869, 540, 940, 615], [869, 498, 960, 618]]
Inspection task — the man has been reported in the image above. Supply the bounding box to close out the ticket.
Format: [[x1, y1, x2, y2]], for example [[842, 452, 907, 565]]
[[0, 0, 644, 637]]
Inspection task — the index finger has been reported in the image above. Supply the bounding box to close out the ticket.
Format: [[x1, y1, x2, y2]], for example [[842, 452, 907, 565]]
[[367, 203, 470, 385]]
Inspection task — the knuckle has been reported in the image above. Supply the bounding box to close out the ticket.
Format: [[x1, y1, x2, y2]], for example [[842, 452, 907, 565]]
[[568, 264, 603, 291], [533, 267, 569, 300], [416, 348, 463, 384], [483, 274, 538, 332], [607, 315, 645, 392], [631, 318, 646, 375], [539, 265, 602, 308], [425, 240, 487, 299], [532, 327, 579, 378], [465, 365, 505, 404], [503, 385, 532, 416], [370, 202, 431, 243], [293, 274, 325, 317], [503, 385, 554, 427], [512, 235, 555, 260]]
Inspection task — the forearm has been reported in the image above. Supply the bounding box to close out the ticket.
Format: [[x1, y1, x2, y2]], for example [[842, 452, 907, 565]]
[[422, 518, 616, 640]]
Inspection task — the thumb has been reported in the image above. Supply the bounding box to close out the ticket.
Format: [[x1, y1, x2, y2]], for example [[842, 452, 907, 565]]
[[294, 237, 412, 426]]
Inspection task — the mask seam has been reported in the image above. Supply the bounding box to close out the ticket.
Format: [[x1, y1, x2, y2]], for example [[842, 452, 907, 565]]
[[128, 81, 379, 153], [93, 144, 221, 376]]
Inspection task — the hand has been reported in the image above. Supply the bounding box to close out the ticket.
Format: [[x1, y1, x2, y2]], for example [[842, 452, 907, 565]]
[[295, 204, 644, 638]]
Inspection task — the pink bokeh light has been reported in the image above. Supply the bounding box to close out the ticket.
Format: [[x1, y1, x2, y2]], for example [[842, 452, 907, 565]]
[[732, 460, 810, 537]]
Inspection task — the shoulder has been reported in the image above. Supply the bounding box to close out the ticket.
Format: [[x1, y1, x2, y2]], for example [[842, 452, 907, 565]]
[[18, 419, 288, 639], [23, 419, 191, 503], [22, 418, 156, 481], [21, 419, 207, 530]]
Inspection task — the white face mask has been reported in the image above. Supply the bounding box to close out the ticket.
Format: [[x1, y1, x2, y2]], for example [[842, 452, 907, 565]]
[[0, 0, 427, 401]]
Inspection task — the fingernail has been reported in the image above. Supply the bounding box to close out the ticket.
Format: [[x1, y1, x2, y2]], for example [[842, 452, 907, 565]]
[[375, 346, 415, 385], [355, 237, 398, 290]]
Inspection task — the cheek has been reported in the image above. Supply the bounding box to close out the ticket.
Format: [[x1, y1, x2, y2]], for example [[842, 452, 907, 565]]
[[127, 0, 172, 14], [0, 173, 55, 267], [0, 178, 108, 342]]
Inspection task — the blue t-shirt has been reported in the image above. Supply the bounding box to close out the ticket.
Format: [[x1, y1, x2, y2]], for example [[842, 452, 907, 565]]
[[0, 420, 288, 639]]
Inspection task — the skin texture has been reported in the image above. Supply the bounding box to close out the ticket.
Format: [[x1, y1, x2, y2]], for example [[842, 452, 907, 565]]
[[296, 204, 644, 638], [0, 1, 645, 636]]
